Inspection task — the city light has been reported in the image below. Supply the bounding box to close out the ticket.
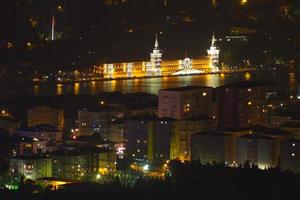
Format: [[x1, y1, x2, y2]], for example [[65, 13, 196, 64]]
[[96, 174, 101, 179], [240, 0, 248, 5], [143, 164, 149, 171]]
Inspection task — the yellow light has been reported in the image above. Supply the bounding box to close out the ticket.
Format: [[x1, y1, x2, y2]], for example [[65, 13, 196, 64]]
[[240, 0, 247, 5], [7, 42, 13, 49], [248, 101, 252, 106], [96, 174, 101, 179], [57, 5, 63, 11], [245, 72, 251, 80], [202, 92, 207, 96], [26, 42, 31, 46]]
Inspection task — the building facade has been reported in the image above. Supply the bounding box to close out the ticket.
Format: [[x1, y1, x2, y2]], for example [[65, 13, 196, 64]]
[[216, 81, 266, 129], [10, 156, 52, 180], [27, 106, 64, 130], [16, 124, 62, 142], [191, 132, 227, 164], [12, 136, 47, 156], [158, 86, 215, 120], [95, 34, 217, 79], [236, 134, 277, 169], [77, 107, 124, 137], [52, 148, 116, 180], [124, 115, 215, 165], [280, 139, 300, 173]]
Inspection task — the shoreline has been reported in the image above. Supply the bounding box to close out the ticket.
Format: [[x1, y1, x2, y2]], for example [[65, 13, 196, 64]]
[[35, 68, 256, 85]]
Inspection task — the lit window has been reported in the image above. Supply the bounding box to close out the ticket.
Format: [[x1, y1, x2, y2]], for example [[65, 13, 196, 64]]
[[184, 104, 191, 113], [202, 92, 207, 96], [248, 101, 252, 106]]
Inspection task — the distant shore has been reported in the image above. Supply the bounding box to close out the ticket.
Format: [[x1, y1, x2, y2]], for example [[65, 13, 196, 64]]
[[35, 68, 256, 85]]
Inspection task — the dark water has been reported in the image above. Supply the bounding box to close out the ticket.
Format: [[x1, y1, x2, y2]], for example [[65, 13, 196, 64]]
[[1, 71, 299, 97]]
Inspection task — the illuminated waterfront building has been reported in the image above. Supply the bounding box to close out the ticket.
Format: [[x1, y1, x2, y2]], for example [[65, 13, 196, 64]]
[[207, 33, 220, 72], [97, 35, 216, 79], [148, 34, 163, 76]]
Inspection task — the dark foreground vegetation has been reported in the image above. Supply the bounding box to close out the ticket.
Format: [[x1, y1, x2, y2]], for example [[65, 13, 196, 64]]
[[1, 160, 300, 200]]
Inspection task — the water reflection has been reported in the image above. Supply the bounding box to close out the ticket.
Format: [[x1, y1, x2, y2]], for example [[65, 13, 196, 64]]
[[33, 85, 39, 96], [245, 72, 251, 81], [56, 84, 63, 95], [5, 72, 298, 97], [289, 72, 296, 97], [74, 83, 80, 95]]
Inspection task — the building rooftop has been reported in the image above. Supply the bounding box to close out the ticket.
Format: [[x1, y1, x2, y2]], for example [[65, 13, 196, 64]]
[[51, 145, 112, 156], [192, 131, 229, 137], [283, 139, 300, 144], [11, 155, 51, 160], [218, 81, 273, 89], [159, 86, 212, 92], [126, 114, 176, 122], [12, 136, 45, 143], [79, 106, 124, 113], [281, 121, 300, 128], [0, 116, 19, 123], [238, 134, 273, 140], [17, 124, 60, 132], [252, 126, 292, 137]]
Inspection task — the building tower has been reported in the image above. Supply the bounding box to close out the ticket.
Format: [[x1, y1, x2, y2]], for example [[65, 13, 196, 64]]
[[148, 34, 163, 76], [51, 14, 55, 41], [207, 33, 220, 72]]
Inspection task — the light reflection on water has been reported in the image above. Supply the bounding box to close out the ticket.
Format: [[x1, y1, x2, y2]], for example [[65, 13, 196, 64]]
[[45, 72, 298, 96], [1, 71, 298, 97]]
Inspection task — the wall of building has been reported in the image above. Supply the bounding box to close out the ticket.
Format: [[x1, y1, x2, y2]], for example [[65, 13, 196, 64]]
[[10, 157, 52, 180], [27, 106, 64, 129], [191, 133, 227, 164]]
